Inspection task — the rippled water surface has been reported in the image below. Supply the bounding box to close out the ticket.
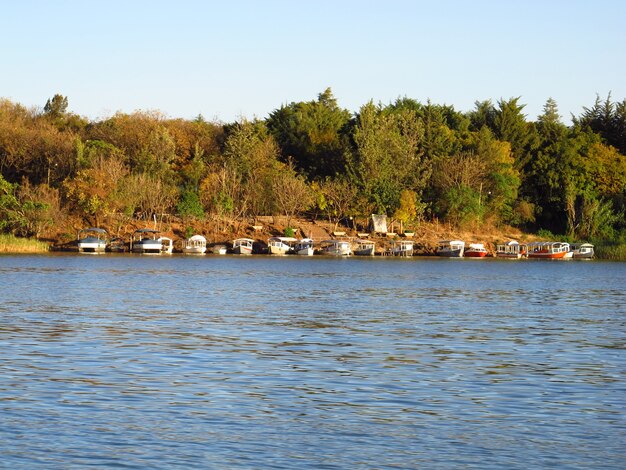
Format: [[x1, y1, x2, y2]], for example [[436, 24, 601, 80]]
[[1, 254, 625, 468]]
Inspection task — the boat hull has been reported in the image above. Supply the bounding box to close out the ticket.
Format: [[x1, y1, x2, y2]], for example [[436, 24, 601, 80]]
[[132, 241, 162, 254], [212, 246, 227, 255], [496, 253, 523, 259], [233, 245, 253, 255], [437, 249, 463, 257], [323, 247, 352, 256], [528, 251, 569, 259], [269, 245, 290, 255], [182, 247, 206, 254], [464, 251, 487, 258], [78, 242, 107, 253]]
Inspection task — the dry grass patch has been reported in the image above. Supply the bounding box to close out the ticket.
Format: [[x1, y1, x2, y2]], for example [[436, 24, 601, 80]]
[[0, 234, 50, 253]]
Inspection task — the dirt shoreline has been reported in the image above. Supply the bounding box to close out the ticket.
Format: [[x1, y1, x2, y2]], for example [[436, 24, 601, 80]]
[[49, 215, 542, 255]]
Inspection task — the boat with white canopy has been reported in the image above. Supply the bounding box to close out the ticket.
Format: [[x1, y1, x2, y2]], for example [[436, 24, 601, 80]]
[[182, 234, 207, 254], [77, 227, 108, 253]]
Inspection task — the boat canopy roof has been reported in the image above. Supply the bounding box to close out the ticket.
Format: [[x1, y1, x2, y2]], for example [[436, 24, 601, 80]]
[[79, 227, 108, 234], [234, 238, 255, 243], [468, 243, 485, 250], [268, 237, 298, 242], [438, 239, 464, 246], [187, 234, 206, 242]]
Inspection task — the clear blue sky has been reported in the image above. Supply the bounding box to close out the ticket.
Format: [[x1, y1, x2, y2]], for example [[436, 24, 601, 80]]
[[2, 0, 624, 123]]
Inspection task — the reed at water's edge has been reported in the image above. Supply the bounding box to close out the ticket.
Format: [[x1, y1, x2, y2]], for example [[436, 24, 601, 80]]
[[0, 234, 50, 253], [594, 243, 626, 261]]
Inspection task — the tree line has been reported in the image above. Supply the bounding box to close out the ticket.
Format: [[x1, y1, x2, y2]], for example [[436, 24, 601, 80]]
[[1, 89, 625, 241]]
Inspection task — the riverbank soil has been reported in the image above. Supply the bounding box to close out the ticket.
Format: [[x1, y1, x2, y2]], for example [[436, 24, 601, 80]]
[[49, 214, 541, 255]]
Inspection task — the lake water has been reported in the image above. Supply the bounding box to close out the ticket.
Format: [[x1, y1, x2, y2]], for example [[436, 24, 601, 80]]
[[1, 254, 625, 469]]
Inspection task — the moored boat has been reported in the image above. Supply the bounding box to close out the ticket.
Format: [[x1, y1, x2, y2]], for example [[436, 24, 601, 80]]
[[294, 238, 314, 256], [437, 240, 465, 257], [108, 237, 126, 253], [388, 239, 413, 257], [527, 241, 571, 259], [464, 243, 488, 258], [159, 237, 174, 254], [571, 243, 594, 259], [212, 244, 227, 255], [77, 227, 108, 253], [353, 240, 376, 256], [233, 238, 254, 255], [131, 229, 163, 254], [182, 234, 207, 254], [268, 236, 297, 255], [320, 239, 352, 256], [496, 240, 526, 259]]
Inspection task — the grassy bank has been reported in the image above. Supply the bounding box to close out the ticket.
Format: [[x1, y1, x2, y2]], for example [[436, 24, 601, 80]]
[[0, 234, 50, 253], [594, 243, 626, 261]]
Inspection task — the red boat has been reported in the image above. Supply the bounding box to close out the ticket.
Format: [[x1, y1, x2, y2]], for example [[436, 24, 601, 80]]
[[527, 242, 571, 259], [464, 243, 488, 258]]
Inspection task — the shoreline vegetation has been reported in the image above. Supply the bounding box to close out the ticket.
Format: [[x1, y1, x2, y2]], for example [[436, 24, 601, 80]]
[[1, 217, 624, 260], [1, 90, 625, 259], [0, 234, 49, 253]]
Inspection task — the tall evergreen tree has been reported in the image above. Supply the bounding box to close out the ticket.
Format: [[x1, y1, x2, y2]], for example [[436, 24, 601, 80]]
[[266, 88, 351, 179]]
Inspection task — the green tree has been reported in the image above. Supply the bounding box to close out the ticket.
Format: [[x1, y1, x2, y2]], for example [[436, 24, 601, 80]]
[[43, 94, 68, 118], [177, 188, 205, 219], [348, 101, 427, 214], [267, 88, 351, 179], [0, 172, 26, 233], [575, 93, 626, 155], [492, 97, 536, 169]]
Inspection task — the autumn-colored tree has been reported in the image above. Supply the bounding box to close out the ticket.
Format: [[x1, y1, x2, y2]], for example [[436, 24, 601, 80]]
[[271, 161, 313, 228], [318, 177, 357, 231], [63, 155, 129, 226]]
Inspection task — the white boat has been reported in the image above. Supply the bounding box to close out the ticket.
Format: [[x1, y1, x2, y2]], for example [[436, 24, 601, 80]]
[[182, 234, 207, 254], [294, 238, 314, 256], [437, 240, 465, 257], [212, 244, 227, 255], [77, 227, 108, 253], [320, 239, 352, 256], [571, 243, 594, 259], [159, 237, 174, 254], [268, 236, 297, 255], [388, 239, 413, 257], [527, 241, 571, 259], [353, 240, 375, 256], [464, 243, 488, 258], [233, 238, 254, 255], [131, 229, 163, 254], [496, 240, 527, 259]]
